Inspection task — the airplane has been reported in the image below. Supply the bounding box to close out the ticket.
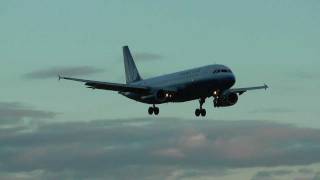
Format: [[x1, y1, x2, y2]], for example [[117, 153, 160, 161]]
[[59, 46, 268, 117]]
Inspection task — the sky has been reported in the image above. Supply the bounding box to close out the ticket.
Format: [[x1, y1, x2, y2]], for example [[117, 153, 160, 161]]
[[0, 0, 320, 179]]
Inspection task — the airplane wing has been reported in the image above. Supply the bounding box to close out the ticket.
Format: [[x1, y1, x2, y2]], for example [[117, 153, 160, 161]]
[[228, 84, 268, 95], [59, 76, 150, 94]]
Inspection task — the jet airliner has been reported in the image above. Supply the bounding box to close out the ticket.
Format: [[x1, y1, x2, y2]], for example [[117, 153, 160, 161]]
[[59, 46, 268, 117]]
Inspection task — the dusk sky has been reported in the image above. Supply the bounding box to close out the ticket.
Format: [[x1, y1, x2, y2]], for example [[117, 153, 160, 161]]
[[1, 0, 320, 179]]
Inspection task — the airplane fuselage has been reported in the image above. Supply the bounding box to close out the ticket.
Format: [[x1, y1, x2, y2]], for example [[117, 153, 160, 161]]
[[122, 64, 236, 104]]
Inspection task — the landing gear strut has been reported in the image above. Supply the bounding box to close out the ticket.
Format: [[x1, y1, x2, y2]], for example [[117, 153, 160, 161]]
[[148, 104, 159, 115], [195, 98, 206, 117]]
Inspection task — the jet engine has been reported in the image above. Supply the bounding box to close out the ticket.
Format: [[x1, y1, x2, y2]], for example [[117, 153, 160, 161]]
[[214, 92, 238, 107]]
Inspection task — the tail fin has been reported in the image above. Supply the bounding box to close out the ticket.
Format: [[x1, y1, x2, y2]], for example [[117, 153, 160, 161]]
[[123, 46, 142, 84]]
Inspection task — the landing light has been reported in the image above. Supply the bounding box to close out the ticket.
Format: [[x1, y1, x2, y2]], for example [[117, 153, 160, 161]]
[[165, 93, 173, 98], [213, 91, 218, 96]]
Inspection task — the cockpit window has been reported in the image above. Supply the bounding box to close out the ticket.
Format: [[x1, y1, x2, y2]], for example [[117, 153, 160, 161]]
[[213, 69, 230, 74]]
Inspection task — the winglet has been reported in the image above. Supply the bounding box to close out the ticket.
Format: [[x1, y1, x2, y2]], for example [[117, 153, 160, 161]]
[[58, 75, 62, 81], [264, 83, 269, 90]]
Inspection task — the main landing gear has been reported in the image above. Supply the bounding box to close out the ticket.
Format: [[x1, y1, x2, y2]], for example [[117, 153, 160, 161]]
[[148, 104, 159, 115], [195, 98, 206, 117]]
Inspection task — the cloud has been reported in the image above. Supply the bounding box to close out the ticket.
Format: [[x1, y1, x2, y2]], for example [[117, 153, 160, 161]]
[[23, 66, 104, 79], [298, 168, 315, 174], [251, 169, 320, 180], [0, 102, 57, 125], [1, 118, 320, 179], [251, 170, 293, 180]]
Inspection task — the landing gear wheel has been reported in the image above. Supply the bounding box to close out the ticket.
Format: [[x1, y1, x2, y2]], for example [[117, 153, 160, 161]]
[[154, 107, 159, 115], [200, 109, 206, 117], [148, 105, 160, 116], [195, 109, 201, 117], [195, 98, 206, 117], [148, 107, 154, 115]]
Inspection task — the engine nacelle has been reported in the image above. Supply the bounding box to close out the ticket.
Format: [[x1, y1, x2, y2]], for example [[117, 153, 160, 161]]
[[214, 93, 238, 107], [155, 90, 174, 102]]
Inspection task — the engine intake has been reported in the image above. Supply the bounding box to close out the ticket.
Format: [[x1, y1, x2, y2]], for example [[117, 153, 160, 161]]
[[214, 92, 238, 107]]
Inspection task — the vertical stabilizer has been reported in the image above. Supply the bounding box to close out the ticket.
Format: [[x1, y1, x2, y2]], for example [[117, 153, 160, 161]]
[[123, 46, 142, 83]]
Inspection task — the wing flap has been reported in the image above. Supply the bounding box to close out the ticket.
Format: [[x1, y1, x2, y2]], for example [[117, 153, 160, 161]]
[[85, 82, 149, 94]]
